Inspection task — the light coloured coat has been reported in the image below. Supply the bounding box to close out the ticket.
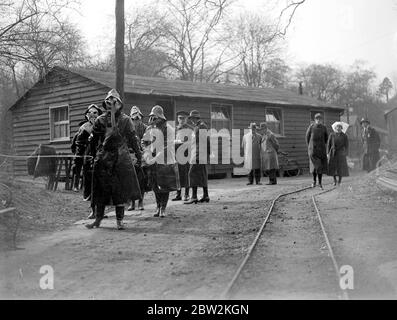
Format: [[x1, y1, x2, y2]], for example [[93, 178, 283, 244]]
[[261, 130, 279, 170]]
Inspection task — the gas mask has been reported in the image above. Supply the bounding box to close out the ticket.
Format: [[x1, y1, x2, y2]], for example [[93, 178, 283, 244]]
[[105, 96, 122, 111], [86, 108, 99, 123], [148, 116, 162, 126]]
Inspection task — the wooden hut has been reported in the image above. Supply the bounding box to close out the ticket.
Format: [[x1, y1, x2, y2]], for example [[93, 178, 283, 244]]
[[385, 107, 397, 153], [8, 67, 344, 177]]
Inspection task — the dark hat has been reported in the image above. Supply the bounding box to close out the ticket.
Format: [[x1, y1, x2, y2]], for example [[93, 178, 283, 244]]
[[176, 110, 189, 117], [84, 104, 103, 116], [102, 89, 123, 109], [360, 117, 370, 125], [188, 110, 201, 119], [314, 113, 323, 119]]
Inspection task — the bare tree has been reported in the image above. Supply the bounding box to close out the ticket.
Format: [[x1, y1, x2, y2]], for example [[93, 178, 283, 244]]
[[160, 0, 232, 82], [223, 12, 288, 87], [124, 7, 170, 77], [296, 64, 344, 102], [378, 77, 393, 103]]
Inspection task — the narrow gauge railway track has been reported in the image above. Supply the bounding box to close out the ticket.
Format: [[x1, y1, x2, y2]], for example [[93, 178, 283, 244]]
[[221, 185, 349, 300]]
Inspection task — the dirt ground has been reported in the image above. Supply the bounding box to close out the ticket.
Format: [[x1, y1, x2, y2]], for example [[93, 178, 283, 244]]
[[1, 170, 397, 300]]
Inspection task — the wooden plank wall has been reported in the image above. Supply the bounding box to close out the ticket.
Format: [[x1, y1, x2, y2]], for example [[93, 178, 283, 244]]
[[386, 109, 397, 152], [10, 68, 342, 177], [11, 70, 109, 176]]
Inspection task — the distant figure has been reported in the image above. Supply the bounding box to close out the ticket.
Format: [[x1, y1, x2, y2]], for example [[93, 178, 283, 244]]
[[327, 122, 349, 186], [185, 110, 210, 204], [242, 123, 262, 185], [360, 118, 381, 173], [173, 110, 192, 201], [306, 113, 328, 189], [259, 122, 280, 185]]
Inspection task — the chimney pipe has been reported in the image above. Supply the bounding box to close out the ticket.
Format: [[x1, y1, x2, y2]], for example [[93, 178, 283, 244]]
[[299, 82, 303, 95]]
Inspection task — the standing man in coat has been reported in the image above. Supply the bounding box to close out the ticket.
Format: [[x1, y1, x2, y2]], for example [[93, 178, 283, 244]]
[[85, 89, 142, 230], [173, 110, 192, 201], [185, 110, 210, 204], [128, 105, 148, 211], [306, 113, 328, 189], [259, 122, 280, 185], [242, 123, 262, 185], [360, 118, 381, 173]]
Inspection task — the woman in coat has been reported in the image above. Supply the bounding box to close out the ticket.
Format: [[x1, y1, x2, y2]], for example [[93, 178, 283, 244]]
[[259, 122, 279, 185], [327, 122, 349, 186], [142, 105, 179, 218], [85, 89, 142, 230], [306, 113, 328, 189]]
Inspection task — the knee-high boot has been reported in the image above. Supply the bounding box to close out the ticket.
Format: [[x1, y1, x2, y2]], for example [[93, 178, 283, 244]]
[[85, 204, 104, 229], [116, 206, 125, 230]]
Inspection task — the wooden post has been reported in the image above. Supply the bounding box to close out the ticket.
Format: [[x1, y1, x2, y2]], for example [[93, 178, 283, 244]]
[[115, 0, 125, 100]]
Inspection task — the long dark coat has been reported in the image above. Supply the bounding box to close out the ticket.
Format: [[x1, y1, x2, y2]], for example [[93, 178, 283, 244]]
[[91, 111, 142, 206], [306, 123, 328, 174], [327, 132, 349, 177], [361, 126, 380, 172], [189, 120, 210, 188], [175, 123, 192, 188], [144, 121, 180, 193]]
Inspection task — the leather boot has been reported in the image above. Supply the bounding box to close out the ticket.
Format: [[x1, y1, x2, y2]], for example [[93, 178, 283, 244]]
[[127, 201, 135, 211], [85, 204, 104, 229], [138, 199, 144, 210], [154, 205, 160, 217], [116, 206, 125, 230], [160, 207, 166, 218]]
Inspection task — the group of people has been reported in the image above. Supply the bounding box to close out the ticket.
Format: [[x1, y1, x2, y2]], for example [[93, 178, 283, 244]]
[[242, 122, 280, 186], [242, 112, 381, 190], [71, 89, 382, 230], [306, 113, 380, 189], [70, 89, 210, 230]]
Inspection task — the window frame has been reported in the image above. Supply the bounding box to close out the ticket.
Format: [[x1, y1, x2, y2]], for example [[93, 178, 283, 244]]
[[210, 102, 233, 136], [264, 106, 284, 137], [49, 104, 70, 142]]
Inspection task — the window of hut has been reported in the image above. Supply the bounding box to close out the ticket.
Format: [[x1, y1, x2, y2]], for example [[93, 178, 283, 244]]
[[49, 105, 70, 141], [210, 103, 232, 135], [265, 108, 283, 136]]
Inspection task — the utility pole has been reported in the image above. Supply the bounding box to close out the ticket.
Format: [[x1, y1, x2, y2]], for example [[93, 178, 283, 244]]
[[115, 0, 125, 100]]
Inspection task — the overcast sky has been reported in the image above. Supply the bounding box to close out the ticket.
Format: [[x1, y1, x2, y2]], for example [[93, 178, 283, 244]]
[[73, 0, 397, 82]]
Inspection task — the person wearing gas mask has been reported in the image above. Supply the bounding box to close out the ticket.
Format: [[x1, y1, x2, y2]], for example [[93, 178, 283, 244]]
[[71, 104, 102, 193], [142, 105, 179, 218], [128, 106, 148, 211], [85, 89, 142, 230]]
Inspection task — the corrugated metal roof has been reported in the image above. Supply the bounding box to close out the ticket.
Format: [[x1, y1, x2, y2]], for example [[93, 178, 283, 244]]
[[70, 67, 343, 110]]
